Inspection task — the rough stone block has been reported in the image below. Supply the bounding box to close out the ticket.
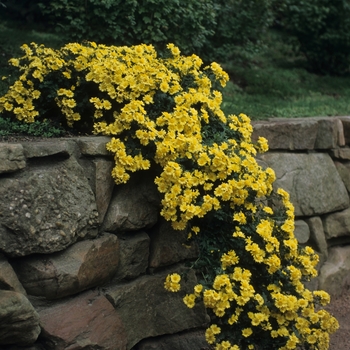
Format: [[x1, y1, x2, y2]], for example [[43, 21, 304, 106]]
[[39, 290, 128, 350], [258, 152, 349, 216], [75, 136, 112, 156], [135, 329, 208, 350], [11, 233, 119, 299], [148, 218, 199, 268], [0, 143, 26, 174], [334, 160, 350, 192], [322, 207, 350, 239], [103, 171, 161, 233], [315, 118, 344, 149], [105, 269, 208, 349], [252, 119, 318, 150], [21, 140, 74, 158], [0, 158, 99, 257], [113, 231, 150, 281], [0, 291, 40, 346], [0, 253, 26, 294], [305, 216, 328, 263], [339, 116, 350, 145], [294, 220, 310, 244], [318, 246, 350, 297], [93, 158, 115, 223], [329, 148, 350, 160]]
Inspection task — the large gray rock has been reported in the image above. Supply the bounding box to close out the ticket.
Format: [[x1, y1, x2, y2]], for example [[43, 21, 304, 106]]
[[252, 119, 318, 150], [0, 290, 41, 346], [148, 219, 199, 268], [103, 171, 161, 233], [258, 152, 349, 216], [0, 253, 26, 294], [314, 118, 345, 149], [330, 148, 350, 160], [21, 140, 75, 158], [305, 216, 328, 264], [135, 330, 207, 350], [76, 157, 115, 224], [105, 269, 208, 349], [322, 207, 350, 240], [93, 158, 115, 224], [318, 246, 350, 297], [0, 158, 99, 257], [113, 231, 150, 281], [0, 143, 26, 174], [334, 160, 350, 192], [76, 136, 112, 156], [294, 220, 310, 244], [339, 116, 350, 145], [39, 290, 128, 350], [11, 233, 119, 299]]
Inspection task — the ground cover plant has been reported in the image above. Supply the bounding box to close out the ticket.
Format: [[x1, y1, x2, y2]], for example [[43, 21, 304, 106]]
[[0, 41, 339, 350]]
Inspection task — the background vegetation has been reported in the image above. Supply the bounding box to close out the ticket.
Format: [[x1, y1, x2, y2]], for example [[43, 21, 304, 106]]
[[0, 0, 350, 128]]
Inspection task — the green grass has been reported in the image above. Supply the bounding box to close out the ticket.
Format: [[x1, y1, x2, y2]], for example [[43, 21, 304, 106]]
[[220, 30, 350, 120]]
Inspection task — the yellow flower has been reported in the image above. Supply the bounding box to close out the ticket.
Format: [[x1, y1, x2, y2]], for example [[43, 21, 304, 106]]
[[194, 284, 203, 296], [164, 273, 181, 292], [233, 212, 246, 224], [313, 290, 330, 306], [32, 90, 41, 99], [183, 294, 196, 308], [197, 152, 211, 166], [160, 81, 169, 93], [242, 328, 253, 337], [221, 250, 239, 269], [256, 136, 269, 152], [285, 333, 299, 349], [167, 43, 181, 56]]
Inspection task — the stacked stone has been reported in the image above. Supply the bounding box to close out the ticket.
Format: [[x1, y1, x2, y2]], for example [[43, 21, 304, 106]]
[[252, 116, 350, 295], [0, 137, 207, 350], [2, 115, 350, 349]]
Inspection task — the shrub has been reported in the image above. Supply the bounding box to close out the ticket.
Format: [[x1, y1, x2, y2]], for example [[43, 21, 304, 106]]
[[0, 0, 45, 24], [275, 0, 350, 75], [0, 42, 338, 349], [37, 0, 217, 56], [38, 0, 273, 63], [200, 0, 275, 62]]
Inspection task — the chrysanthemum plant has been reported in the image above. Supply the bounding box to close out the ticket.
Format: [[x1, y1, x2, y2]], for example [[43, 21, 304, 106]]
[[0, 42, 338, 350]]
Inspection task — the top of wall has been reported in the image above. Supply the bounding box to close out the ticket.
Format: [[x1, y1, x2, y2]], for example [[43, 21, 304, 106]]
[[252, 116, 350, 155]]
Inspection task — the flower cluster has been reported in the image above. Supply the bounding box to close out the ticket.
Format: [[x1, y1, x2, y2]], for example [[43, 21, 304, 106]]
[[164, 273, 181, 292], [0, 42, 338, 349], [162, 108, 338, 348]]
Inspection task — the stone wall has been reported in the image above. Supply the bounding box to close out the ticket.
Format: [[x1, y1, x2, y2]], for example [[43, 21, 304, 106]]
[[1, 116, 350, 349], [252, 116, 350, 296], [0, 137, 207, 350]]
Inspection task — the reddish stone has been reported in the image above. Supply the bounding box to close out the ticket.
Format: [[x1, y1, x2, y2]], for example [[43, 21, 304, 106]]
[[39, 290, 128, 350]]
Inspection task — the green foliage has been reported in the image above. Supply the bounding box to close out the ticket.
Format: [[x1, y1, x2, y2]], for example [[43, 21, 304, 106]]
[[38, 0, 217, 55], [0, 0, 41, 20], [35, 0, 275, 62], [276, 0, 350, 75], [0, 116, 65, 137], [200, 0, 275, 62]]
